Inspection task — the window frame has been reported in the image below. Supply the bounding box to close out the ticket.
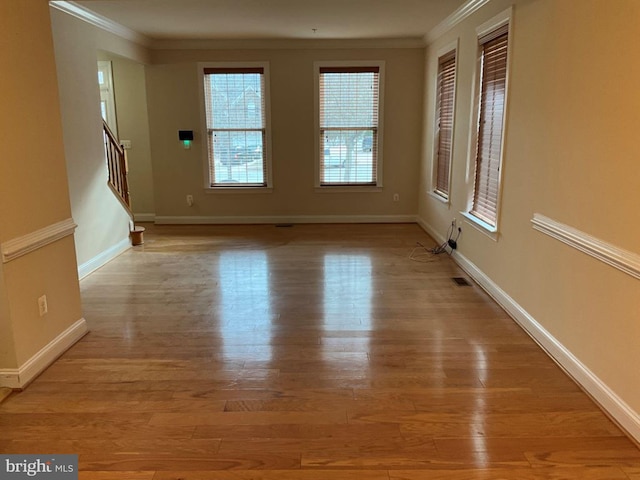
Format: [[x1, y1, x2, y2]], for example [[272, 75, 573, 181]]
[[430, 40, 459, 203], [198, 62, 273, 192], [314, 61, 385, 191], [462, 8, 513, 238]]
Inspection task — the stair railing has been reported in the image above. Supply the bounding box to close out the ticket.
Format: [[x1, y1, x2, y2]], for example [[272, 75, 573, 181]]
[[102, 120, 132, 214]]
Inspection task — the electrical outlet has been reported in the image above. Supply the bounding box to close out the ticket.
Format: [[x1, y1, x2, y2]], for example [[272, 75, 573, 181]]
[[120, 139, 132, 149], [186, 195, 194, 206], [38, 295, 48, 316], [393, 193, 400, 202]]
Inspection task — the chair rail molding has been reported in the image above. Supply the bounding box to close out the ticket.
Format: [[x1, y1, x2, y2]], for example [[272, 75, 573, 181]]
[[532, 213, 640, 280], [1, 218, 77, 264]]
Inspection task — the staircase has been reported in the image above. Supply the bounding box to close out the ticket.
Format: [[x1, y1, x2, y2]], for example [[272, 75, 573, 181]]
[[102, 120, 133, 218]]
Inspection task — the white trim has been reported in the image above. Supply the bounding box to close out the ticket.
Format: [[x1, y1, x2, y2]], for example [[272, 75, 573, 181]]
[[532, 214, 640, 280], [134, 213, 156, 223], [435, 38, 459, 60], [197, 62, 273, 190], [0, 318, 88, 389], [426, 0, 492, 44], [314, 187, 383, 194], [152, 37, 425, 51], [416, 217, 442, 243], [49, 1, 151, 47], [430, 39, 459, 201], [476, 7, 512, 38], [97, 61, 118, 136], [155, 215, 416, 225], [427, 191, 451, 205], [460, 210, 499, 241], [1, 218, 77, 264], [78, 237, 131, 280], [463, 7, 513, 234], [204, 187, 274, 195], [314, 60, 385, 189], [417, 216, 640, 444]]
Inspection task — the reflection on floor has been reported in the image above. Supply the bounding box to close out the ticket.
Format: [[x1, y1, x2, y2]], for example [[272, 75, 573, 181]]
[[1, 223, 638, 479]]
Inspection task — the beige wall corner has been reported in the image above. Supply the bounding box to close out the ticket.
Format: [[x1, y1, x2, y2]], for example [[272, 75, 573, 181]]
[[49, 8, 140, 268], [109, 55, 156, 216], [0, 0, 84, 378]]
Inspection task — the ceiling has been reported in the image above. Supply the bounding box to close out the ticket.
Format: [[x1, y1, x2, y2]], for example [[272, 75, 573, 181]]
[[71, 0, 468, 43]]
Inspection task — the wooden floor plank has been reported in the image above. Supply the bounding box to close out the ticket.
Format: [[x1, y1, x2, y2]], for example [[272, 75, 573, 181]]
[[78, 454, 301, 471], [623, 467, 640, 479], [152, 471, 390, 480], [389, 467, 629, 479], [0, 224, 637, 478], [79, 472, 155, 480]]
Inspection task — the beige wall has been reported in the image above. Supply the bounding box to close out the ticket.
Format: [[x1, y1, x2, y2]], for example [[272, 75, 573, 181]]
[[0, 261, 17, 369], [0, 0, 82, 370], [50, 8, 149, 267], [108, 55, 156, 217], [146, 48, 424, 219], [0, 5, 71, 240], [4, 238, 83, 366], [420, 0, 640, 414]]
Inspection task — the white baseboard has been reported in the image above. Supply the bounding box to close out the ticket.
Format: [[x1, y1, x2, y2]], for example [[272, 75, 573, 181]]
[[416, 217, 443, 243], [154, 214, 417, 225], [134, 213, 156, 223], [78, 237, 131, 279], [0, 318, 88, 389], [417, 216, 640, 443]]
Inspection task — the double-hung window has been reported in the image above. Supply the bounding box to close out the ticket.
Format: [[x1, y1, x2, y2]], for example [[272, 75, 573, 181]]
[[433, 49, 457, 200], [469, 19, 510, 230], [316, 63, 383, 187], [202, 64, 270, 188]]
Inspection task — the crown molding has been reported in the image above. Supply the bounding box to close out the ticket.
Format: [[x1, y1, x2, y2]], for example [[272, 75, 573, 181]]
[[49, 1, 152, 47], [48, 2, 425, 51], [425, 0, 492, 44], [150, 37, 426, 51]]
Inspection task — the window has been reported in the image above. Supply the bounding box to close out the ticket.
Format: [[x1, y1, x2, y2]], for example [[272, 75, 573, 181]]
[[433, 49, 457, 199], [469, 24, 509, 228], [97, 61, 117, 135], [316, 64, 383, 187], [202, 65, 270, 188]]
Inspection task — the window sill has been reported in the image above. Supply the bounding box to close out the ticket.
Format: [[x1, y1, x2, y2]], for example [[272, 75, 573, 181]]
[[428, 190, 450, 205], [460, 211, 499, 241], [205, 186, 273, 194], [315, 186, 383, 193]]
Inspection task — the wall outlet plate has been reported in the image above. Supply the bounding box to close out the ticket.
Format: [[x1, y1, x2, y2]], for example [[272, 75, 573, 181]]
[[38, 295, 48, 316]]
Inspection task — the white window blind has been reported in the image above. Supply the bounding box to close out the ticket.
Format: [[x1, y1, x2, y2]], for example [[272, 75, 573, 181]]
[[203, 67, 267, 187], [471, 26, 509, 226], [434, 51, 456, 198], [319, 66, 379, 186]]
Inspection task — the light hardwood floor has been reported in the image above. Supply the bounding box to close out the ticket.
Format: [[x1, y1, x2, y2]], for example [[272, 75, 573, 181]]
[[1, 224, 639, 479]]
